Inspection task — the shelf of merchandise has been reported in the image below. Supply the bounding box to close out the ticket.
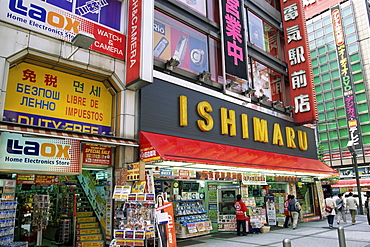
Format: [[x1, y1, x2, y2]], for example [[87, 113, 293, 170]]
[[112, 195, 156, 247], [0, 179, 18, 246], [174, 199, 212, 239]]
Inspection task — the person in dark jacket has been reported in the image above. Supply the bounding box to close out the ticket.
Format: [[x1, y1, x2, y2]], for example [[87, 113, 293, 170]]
[[288, 195, 301, 230]]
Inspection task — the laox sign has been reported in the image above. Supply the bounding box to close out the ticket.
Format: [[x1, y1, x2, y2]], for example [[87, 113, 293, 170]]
[[7, 139, 71, 158], [9, 0, 80, 33]]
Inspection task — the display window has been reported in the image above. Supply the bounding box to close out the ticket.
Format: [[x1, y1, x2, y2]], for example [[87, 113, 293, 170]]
[[247, 12, 285, 62], [154, 11, 209, 75], [248, 59, 285, 103]]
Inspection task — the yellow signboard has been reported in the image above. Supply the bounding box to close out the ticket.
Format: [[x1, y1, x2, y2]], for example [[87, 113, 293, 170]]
[[4, 63, 112, 134]]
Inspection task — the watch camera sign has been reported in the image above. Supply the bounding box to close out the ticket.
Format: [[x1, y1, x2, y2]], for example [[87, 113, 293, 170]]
[[0, 0, 125, 60], [0, 132, 81, 174]]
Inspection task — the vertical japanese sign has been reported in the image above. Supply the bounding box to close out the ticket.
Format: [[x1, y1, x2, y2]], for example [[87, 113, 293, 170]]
[[125, 0, 154, 90], [219, 0, 248, 80], [331, 5, 362, 149], [280, 0, 318, 124]]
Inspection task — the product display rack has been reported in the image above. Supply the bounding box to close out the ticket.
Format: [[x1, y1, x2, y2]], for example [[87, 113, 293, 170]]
[[174, 199, 212, 238], [0, 179, 26, 246], [112, 193, 156, 247]]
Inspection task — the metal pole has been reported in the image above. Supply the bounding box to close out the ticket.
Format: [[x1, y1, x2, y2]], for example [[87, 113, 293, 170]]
[[352, 152, 364, 214], [282, 238, 291, 247], [337, 226, 346, 247]]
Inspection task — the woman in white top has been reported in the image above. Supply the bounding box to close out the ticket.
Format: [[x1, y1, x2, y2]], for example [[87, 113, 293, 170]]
[[325, 194, 337, 229]]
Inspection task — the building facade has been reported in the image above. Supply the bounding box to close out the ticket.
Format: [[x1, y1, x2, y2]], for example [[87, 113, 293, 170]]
[[0, 0, 340, 246], [305, 0, 370, 179]]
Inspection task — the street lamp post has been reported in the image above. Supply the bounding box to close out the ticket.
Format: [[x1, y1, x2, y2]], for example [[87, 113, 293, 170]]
[[347, 141, 364, 215]]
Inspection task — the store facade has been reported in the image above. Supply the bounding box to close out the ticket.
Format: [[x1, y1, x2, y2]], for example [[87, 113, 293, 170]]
[[0, 0, 138, 246], [139, 75, 338, 238]]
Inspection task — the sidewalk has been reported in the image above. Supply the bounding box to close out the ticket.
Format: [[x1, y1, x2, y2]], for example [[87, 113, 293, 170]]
[[177, 214, 370, 247]]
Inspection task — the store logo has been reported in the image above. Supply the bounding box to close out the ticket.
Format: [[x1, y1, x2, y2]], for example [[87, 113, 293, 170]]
[[7, 139, 70, 158], [9, 0, 80, 33]]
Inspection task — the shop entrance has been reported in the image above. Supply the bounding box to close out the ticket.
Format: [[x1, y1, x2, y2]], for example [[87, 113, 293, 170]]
[[4, 168, 112, 247]]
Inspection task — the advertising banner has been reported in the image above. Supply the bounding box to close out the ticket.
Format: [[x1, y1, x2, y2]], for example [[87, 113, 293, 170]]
[[126, 0, 154, 89], [0, 0, 125, 59], [82, 143, 112, 165], [4, 63, 112, 134], [331, 5, 362, 149], [156, 202, 177, 247], [280, 0, 318, 124], [0, 132, 81, 174], [153, 11, 209, 75]]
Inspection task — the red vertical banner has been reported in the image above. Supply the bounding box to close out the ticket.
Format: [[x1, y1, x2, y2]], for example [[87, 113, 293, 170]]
[[280, 0, 318, 124], [125, 0, 154, 90], [126, 0, 142, 86], [156, 202, 177, 247]]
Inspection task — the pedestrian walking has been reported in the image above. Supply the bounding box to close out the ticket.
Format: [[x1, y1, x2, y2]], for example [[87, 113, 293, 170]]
[[234, 194, 247, 236], [346, 192, 358, 224], [365, 196, 370, 225], [336, 193, 347, 224], [288, 195, 301, 230], [283, 195, 292, 228], [325, 194, 336, 229]]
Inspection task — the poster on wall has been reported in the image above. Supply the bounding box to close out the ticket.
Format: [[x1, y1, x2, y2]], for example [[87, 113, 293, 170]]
[[4, 63, 113, 134], [0, 132, 81, 175], [82, 144, 112, 165], [153, 11, 209, 74], [0, 0, 125, 59]]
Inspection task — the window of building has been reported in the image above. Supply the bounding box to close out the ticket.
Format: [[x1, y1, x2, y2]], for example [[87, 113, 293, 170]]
[[342, 15, 354, 26], [320, 64, 329, 73], [153, 11, 209, 76], [326, 110, 336, 119], [348, 43, 359, 53], [319, 132, 328, 141], [338, 118, 347, 128], [321, 73, 330, 82], [331, 70, 340, 79], [249, 59, 284, 102], [358, 103, 369, 113], [329, 61, 338, 70], [330, 140, 340, 149], [335, 107, 345, 117], [361, 124, 370, 134], [247, 12, 283, 61], [332, 79, 341, 88], [345, 33, 357, 44], [356, 93, 367, 102], [313, 67, 319, 76], [351, 63, 362, 72], [353, 72, 364, 82], [360, 113, 370, 122], [175, 0, 207, 16], [339, 129, 348, 137], [335, 98, 344, 108], [325, 101, 334, 109], [344, 24, 355, 35], [322, 82, 331, 91], [355, 82, 365, 91], [350, 53, 360, 62]]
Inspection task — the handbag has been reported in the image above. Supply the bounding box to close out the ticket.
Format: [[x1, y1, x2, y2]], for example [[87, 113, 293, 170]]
[[325, 206, 333, 213]]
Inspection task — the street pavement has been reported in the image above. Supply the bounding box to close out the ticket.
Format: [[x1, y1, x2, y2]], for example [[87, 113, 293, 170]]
[[177, 214, 370, 247]]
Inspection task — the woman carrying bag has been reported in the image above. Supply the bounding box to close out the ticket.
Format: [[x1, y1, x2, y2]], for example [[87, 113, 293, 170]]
[[324, 194, 337, 229]]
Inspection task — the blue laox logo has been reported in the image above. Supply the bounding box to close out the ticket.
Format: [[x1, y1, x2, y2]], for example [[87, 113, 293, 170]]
[[7, 139, 70, 158], [8, 0, 80, 33]]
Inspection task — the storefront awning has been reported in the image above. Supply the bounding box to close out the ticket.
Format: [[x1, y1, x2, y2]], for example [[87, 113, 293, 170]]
[[0, 123, 138, 147], [140, 131, 338, 176], [331, 179, 370, 188]]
